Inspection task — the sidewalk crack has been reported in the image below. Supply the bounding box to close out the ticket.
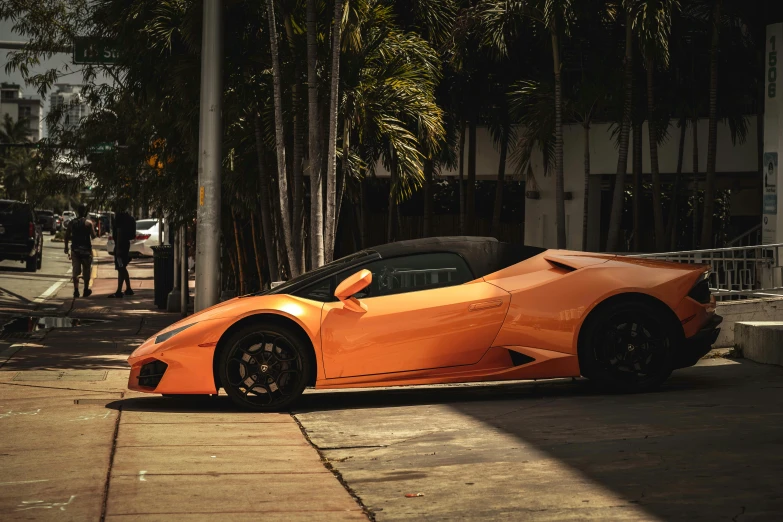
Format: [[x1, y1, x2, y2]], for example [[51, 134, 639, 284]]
[[100, 392, 123, 522], [292, 414, 374, 521]]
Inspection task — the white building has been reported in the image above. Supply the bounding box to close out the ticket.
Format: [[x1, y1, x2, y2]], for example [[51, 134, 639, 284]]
[[0, 82, 44, 141], [48, 84, 90, 134], [373, 118, 759, 251]]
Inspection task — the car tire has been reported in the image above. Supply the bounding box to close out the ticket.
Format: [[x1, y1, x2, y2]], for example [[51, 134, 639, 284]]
[[36, 251, 42, 269], [578, 299, 676, 393], [218, 322, 313, 412], [25, 255, 37, 272]]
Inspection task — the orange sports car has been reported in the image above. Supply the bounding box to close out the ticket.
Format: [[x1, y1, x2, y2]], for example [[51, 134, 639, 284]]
[[128, 236, 721, 411]]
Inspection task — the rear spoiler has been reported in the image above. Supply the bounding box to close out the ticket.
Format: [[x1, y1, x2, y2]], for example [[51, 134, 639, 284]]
[[544, 253, 615, 272]]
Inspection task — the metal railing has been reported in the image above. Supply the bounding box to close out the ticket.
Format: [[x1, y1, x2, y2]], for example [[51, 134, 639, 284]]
[[628, 243, 783, 300], [727, 224, 762, 248]]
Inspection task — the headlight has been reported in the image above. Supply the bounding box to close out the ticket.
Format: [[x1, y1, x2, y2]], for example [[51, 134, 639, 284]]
[[155, 323, 197, 344]]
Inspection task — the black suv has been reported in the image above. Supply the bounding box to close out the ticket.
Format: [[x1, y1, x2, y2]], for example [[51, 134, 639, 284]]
[[0, 200, 43, 272], [35, 209, 56, 234]]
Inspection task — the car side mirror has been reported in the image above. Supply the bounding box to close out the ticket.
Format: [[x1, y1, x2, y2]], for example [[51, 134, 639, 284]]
[[334, 269, 371, 313]]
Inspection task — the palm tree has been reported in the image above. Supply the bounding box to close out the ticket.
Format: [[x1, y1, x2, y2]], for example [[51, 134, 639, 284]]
[[637, 0, 679, 251], [606, 2, 634, 252], [0, 114, 32, 144], [324, 0, 346, 263], [696, 0, 720, 248], [307, 0, 324, 267], [481, 0, 575, 249], [265, 0, 299, 276]]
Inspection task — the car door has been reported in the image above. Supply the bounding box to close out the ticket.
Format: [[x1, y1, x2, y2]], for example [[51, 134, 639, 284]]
[[318, 253, 511, 379]]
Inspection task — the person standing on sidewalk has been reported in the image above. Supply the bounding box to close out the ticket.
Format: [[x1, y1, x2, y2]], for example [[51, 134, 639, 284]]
[[64, 203, 96, 298], [109, 206, 136, 298]]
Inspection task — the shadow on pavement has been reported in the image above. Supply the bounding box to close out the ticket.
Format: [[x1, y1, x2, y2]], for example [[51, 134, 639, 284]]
[[105, 395, 258, 414]]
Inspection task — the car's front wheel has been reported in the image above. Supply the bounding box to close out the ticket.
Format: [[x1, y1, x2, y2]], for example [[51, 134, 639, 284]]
[[579, 300, 676, 393], [218, 322, 312, 411]]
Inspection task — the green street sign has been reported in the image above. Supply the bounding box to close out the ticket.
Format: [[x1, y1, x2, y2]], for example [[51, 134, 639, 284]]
[[73, 37, 119, 65], [88, 142, 114, 153]]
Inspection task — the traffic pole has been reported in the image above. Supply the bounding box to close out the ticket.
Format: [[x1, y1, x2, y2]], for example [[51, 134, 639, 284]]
[[195, 0, 223, 311]]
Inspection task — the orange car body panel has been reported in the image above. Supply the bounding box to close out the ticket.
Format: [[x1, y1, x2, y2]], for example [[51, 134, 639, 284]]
[[127, 249, 717, 395], [127, 294, 325, 393], [320, 280, 510, 378]]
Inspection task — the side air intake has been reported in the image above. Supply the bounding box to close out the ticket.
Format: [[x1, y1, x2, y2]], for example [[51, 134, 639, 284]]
[[508, 350, 535, 366]]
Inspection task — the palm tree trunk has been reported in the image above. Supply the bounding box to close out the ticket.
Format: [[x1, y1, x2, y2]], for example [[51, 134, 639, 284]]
[[667, 119, 687, 250], [632, 122, 642, 251], [307, 0, 324, 268], [692, 116, 699, 248], [232, 210, 245, 295], [458, 119, 466, 234], [254, 115, 279, 282], [265, 0, 299, 277], [700, 0, 721, 248], [467, 117, 477, 235], [646, 58, 665, 251], [250, 212, 264, 289], [323, 0, 344, 263], [360, 175, 369, 248], [552, 27, 566, 249], [335, 119, 350, 245], [606, 10, 634, 252], [581, 122, 591, 250], [423, 156, 434, 237], [387, 161, 397, 242], [284, 16, 304, 267], [492, 122, 509, 237]]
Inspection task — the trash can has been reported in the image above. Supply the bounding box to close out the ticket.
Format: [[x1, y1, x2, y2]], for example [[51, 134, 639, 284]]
[[152, 244, 175, 309]]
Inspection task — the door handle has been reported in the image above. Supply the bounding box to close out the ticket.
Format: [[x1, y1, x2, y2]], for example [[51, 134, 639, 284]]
[[468, 299, 503, 311]]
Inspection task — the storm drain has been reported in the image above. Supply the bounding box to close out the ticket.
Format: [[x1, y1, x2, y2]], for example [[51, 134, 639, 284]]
[[13, 370, 108, 382]]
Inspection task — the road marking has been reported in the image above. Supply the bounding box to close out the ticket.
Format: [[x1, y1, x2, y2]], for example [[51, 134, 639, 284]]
[[0, 479, 50, 486], [138, 470, 147, 482], [32, 277, 69, 303]]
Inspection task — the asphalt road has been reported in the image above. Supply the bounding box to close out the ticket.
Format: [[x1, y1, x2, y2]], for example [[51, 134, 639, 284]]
[[0, 238, 73, 315], [294, 357, 783, 521]]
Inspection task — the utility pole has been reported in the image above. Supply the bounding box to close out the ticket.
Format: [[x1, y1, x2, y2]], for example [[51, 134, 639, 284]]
[[195, 0, 223, 311]]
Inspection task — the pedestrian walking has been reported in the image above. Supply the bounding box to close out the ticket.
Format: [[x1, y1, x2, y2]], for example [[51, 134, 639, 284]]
[[64, 204, 96, 298], [109, 206, 136, 298]]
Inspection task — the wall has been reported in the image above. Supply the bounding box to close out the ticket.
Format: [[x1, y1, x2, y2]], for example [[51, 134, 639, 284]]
[[525, 117, 759, 249], [373, 117, 759, 249], [714, 297, 783, 348]]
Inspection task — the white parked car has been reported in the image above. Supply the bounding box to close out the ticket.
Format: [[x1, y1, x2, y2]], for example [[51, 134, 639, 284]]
[[61, 210, 76, 228], [107, 219, 161, 257]]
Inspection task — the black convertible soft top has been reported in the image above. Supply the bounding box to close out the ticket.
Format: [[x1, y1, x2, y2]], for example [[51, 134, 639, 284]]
[[371, 236, 546, 278], [262, 237, 546, 296]]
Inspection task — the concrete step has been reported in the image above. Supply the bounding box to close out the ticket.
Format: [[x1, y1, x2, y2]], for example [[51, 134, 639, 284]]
[[714, 296, 783, 347], [734, 321, 783, 367]]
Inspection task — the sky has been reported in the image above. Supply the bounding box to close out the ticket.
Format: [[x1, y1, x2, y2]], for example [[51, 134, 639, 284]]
[[1, 20, 109, 137]]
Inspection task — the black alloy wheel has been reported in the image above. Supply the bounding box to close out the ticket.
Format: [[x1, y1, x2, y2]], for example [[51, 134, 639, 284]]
[[579, 300, 675, 392], [218, 323, 312, 411]]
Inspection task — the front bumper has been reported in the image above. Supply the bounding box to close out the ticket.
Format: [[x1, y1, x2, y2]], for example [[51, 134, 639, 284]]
[[674, 314, 723, 369]]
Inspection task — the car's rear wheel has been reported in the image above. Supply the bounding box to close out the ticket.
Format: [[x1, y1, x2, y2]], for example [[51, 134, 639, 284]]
[[25, 255, 37, 272], [218, 323, 312, 412], [579, 300, 675, 393], [36, 250, 42, 269]]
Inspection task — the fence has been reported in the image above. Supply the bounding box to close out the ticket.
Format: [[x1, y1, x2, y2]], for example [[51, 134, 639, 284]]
[[628, 243, 783, 300]]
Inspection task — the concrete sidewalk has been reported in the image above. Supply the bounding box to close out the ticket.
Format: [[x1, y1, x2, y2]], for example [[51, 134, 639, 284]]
[[0, 248, 366, 520]]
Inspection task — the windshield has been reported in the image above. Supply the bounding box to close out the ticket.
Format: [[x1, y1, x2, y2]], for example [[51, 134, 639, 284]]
[[136, 219, 157, 231], [255, 250, 377, 296]]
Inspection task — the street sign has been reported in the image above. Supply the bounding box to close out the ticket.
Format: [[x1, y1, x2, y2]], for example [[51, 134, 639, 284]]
[[88, 143, 114, 153], [73, 38, 119, 65]]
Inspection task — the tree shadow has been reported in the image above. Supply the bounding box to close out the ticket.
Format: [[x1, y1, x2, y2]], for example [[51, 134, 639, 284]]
[[293, 360, 783, 521]]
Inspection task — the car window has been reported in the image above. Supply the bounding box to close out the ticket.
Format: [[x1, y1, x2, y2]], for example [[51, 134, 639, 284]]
[[0, 201, 33, 224], [136, 220, 157, 231], [296, 253, 473, 302]]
